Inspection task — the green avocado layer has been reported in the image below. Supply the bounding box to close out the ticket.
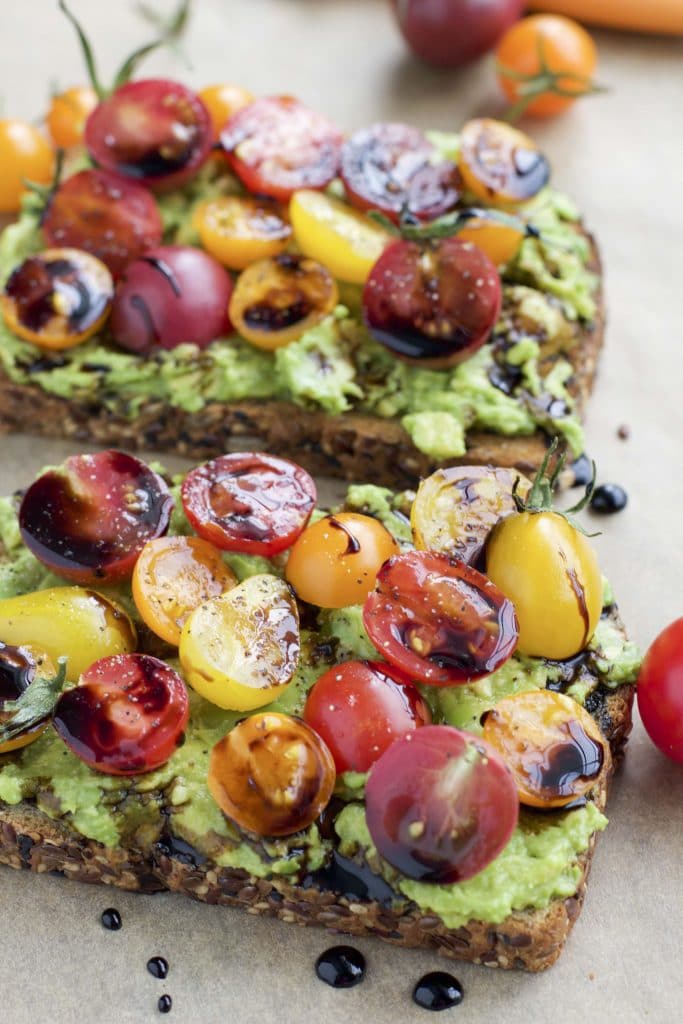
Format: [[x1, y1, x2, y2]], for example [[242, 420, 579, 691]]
[[0, 142, 596, 461], [0, 481, 639, 927]]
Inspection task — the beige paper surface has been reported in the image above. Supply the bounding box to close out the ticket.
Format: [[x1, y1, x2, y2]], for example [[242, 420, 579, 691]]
[[1, 2, 682, 1020]]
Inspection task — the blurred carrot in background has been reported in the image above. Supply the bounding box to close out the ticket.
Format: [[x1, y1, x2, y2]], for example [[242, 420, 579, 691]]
[[526, 0, 683, 36]]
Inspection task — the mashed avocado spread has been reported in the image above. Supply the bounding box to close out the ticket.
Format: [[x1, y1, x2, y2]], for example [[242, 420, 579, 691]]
[[0, 480, 639, 927], [0, 140, 596, 461]]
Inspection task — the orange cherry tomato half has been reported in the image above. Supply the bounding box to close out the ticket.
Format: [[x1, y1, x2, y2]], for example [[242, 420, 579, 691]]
[[46, 86, 98, 148], [198, 83, 255, 137], [208, 711, 336, 837], [1, 248, 113, 350], [285, 512, 400, 609], [459, 118, 550, 205], [132, 535, 237, 646], [0, 642, 55, 754], [0, 119, 54, 214], [496, 15, 598, 120], [456, 215, 525, 266], [194, 195, 291, 270], [482, 689, 611, 808], [229, 252, 338, 350]]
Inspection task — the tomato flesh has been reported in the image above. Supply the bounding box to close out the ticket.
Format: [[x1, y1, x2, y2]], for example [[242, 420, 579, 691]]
[[340, 122, 460, 224], [53, 654, 189, 775], [43, 169, 163, 278], [194, 196, 291, 271], [304, 659, 431, 773], [459, 119, 550, 204], [208, 712, 336, 836], [637, 618, 683, 764], [18, 450, 173, 585], [362, 237, 501, 367], [221, 96, 343, 201], [85, 79, 212, 191], [366, 725, 519, 883], [363, 550, 518, 686], [0, 643, 52, 754], [181, 452, 316, 557]]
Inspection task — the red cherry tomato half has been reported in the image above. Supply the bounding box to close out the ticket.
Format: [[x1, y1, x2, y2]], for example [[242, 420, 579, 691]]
[[43, 169, 163, 278], [18, 450, 173, 585], [181, 452, 317, 557], [362, 237, 502, 367], [85, 79, 212, 192], [363, 550, 518, 686], [304, 659, 431, 773], [340, 122, 460, 224], [637, 618, 683, 764], [110, 245, 233, 353], [0, 642, 52, 754], [53, 654, 189, 775], [366, 725, 519, 883], [221, 96, 343, 202]]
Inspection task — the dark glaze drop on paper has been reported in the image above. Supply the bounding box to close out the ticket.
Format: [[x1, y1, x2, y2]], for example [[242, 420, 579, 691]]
[[315, 946, 366, 989], [101, 908, 122, 931], [158, 994, 173, 1013], [590, 484, 628, 515], [147, 956, 169, 980], [413, 971, 464, 1011]]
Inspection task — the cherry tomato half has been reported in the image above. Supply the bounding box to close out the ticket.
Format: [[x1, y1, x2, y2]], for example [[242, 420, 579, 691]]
[[43, 169, 163, 278], [637, 618, 683, 764], [362, 237, 501, 367], [1, 248, 113, 350], [194, 196, 291, 271], [289, 189, 391, 285], [53, 654, 189, 776], [304, 659, 431, 773], [132, 535, 237, 646], [46, 85, 97, 148], [340, 122, 460, 224], [180, 575, 300, 712], [85, 79, 213, 192], [0, 119, 54, 214], [221, 96, 343, 201], [110, 245, 233, 353], [482, 690, 610, 808], [363, 550, 518, 686], [459, 119, 550, 205], [208, 711, 336, 837], [456, 213, 526, 266], [198, 83, 255, 138], [0, 643, 55, 754], [181, 453, 316, 557], [19, 451, 173, 585], [366, 725, 519, 883], [286, 512, 400, 609], [229, 252, 338, 351]]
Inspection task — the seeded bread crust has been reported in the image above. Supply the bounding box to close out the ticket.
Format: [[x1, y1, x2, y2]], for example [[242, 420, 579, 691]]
[[0, 235, 604, 488]]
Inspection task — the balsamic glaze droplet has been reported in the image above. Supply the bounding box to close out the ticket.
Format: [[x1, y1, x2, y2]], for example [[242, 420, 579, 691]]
[[101, 908, 122, 931], [158, 994, 173, 1013], [413, 971, 464, 1011], [315, 945, 366, 989], [590, 483, 628, 514], [147, 956, 169, 980], [570, 453, 593, 488]]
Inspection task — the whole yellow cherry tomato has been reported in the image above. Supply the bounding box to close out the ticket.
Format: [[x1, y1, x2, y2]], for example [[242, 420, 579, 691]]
[[194, 196, 291, 270], [198, 83, 255, 138], [486, 510, 602, 660], [179, 574, 300, 712], [285, 512, 399, 609], [0, 587, 137, 680], [0, 120, 55, 214], [46, 86, 97, 148], [289, 189, 392, 284]]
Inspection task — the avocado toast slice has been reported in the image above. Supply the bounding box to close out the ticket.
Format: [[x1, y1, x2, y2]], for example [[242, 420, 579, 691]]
[[0, 460, 639, 971]]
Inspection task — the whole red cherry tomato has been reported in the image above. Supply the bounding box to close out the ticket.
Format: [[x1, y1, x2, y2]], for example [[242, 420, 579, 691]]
[[390, 0, 524, 68], [637, 618, 683, 764]]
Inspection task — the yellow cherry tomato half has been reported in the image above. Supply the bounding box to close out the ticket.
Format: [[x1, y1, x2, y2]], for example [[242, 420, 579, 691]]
[[198, 83, 255, 138], [0, 643, 57, 754], [457, 216, 525, 266], [486, 510, 602, 660], [0, 119, 54, 214], [179, 574, 300, 711], [194, 195, 291, 270], [482, 689, 611, 808], [411, 465, 531, 566], [0, 587, 137, 681], [285, 512, 400, 609], [132, 535, 237, 646], [46, 86, 98, 149], [459, 118, 550, 206], [229, 252, 338, 350], [289, 189, 392, 284], [1, 248, 113, 350], [208, 711, 336, 837]]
